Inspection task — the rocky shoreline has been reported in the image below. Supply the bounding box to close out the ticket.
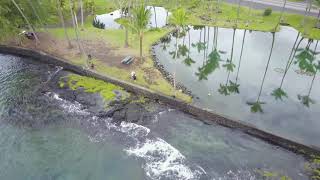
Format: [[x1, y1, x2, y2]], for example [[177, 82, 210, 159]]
[[150, 40, 193, 98]]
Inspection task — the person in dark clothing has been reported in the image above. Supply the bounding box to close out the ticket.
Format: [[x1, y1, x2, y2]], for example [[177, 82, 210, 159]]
[[88, 54, 95, 69]]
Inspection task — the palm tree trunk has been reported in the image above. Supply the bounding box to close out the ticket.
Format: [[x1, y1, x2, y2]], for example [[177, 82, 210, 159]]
[[230, 29, 236, 63], [57, 0, 72, 48], [225, 29, 236, 85], [257, 33, 275, 102], [247, 0, 253, 24], [308, 70, 317, 97], [302, 0, 312, 30], [235, 30, 247, 82], [203, 27, 207, 66], [11, 0, 40, 44], [236, 0, 241, 26], [27, 0, 47, 32], [279, 0, 287, 25], [69, 0, 85, 56], [140, 33, 143, 61], [173, 28, 180, 97], [153, 6, 158, 28], [317, 9, 320, 28], [79, 0, 84, 30], [280, 33, 302, 88], [165, 11, 169, 25]]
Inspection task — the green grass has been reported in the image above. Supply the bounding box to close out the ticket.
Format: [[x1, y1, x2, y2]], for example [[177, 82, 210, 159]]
[[149, 0, 320, 39], [61, 74, 129, 102], [48, 23, 191, 103]]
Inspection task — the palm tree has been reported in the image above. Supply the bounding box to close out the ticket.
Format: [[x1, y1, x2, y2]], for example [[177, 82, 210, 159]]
[[248, 33, 275, 113], [234, 29, 247, 86], [236, 0, 242, 26], [184, 28, 195, 66], [298, 61, 319, 107], [192, 25, 206, 54], [246, 0, 253, 25], [57, 0, 72, 48], [302, 0, 312, 34], [152, 6, 158, 28], [69, 0, 83, 53], [79, 0, 84, 30], [294, 39, 317, 74], [279, 0, 287, 24], [11, 0, 40, 44], [131, 4, 151, 61], [171, 7, 188, 97], [271, 32, 303, 100], [314, 0, 320, 27], [218, 29, 236, 95], [27, 0, 47, 32]]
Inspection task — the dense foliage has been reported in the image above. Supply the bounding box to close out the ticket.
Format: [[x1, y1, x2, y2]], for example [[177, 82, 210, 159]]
[[0, 0, 58, 39]]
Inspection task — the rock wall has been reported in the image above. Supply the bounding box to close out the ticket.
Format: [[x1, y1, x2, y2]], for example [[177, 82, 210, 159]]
[[1, 45, 319, 158]]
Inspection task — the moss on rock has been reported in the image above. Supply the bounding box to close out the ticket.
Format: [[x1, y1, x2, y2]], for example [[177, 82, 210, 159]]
[[61, 74, 130, 102]]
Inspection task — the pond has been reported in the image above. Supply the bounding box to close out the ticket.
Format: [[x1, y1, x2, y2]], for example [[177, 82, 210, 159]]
[[0, 54, 310, 179], [153, 25, 320, 148], [94, 6, 169, 29]]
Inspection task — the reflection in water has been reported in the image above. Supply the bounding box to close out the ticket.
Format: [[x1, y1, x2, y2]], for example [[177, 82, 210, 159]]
[[247, 32, 275, 113], [154, 26, 320, 147], [94, 6, 169, 29], [218, 29, 237, 96], [196, 27, 222, 81], [271, 32, 301, 101]]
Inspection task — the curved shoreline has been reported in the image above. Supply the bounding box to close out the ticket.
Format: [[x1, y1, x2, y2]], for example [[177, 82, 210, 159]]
[[0, 45, 320, 159]]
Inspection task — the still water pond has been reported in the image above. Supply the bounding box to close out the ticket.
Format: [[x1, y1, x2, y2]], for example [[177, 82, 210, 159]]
[[95, 6, 169, 29], [0, 54, 309, 179], [154, 26, 320, 148]]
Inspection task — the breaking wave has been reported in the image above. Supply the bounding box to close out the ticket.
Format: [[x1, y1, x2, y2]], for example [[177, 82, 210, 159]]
[[45, 92, 90, 115]]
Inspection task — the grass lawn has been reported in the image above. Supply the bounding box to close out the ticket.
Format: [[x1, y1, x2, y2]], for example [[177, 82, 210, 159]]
[[48, 21, 192, 102], [148, 0, 320, 39]]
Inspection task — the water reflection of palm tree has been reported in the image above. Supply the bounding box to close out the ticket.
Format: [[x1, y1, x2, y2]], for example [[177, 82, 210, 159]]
[[183, 27, 195, 66], [218, 29, 237, 96], [297, 41, 319, 107], [195, 27, 222, 80], [192, 25, 206, 54], [160, 36, 171, 51], [230, 29, 248, 94], [171, 8, 188, 97], [298, 61, 319, 107], [294, 39, 318, 74], [247, 33, 276, 113], [272, 33, 303, 100]]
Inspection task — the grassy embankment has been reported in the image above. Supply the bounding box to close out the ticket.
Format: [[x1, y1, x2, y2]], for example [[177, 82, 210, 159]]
[[149, 0, 320, 39]]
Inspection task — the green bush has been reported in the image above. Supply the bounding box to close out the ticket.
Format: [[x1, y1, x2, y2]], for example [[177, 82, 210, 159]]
[[263, 8, 272, 16]]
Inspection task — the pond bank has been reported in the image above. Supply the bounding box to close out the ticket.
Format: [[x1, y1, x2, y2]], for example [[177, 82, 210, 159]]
[[1, 45, 319, 159]]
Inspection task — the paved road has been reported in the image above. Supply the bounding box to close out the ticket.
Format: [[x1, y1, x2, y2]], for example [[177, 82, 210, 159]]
[[225, 0, 319, 16]]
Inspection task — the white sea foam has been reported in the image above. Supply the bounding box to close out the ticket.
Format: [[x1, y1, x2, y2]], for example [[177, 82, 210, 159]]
[[44, 96, 205, 180], [46, 92, 90, 115], [118, 122, 150, 138], [126, 137, 203, 180]]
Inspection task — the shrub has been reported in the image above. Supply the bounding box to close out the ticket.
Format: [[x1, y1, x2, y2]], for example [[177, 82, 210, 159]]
[[263, 8, 272, 16]]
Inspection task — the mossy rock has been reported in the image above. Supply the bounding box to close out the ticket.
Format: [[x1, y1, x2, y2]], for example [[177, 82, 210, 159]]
[[60, 74, 130, 103]]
